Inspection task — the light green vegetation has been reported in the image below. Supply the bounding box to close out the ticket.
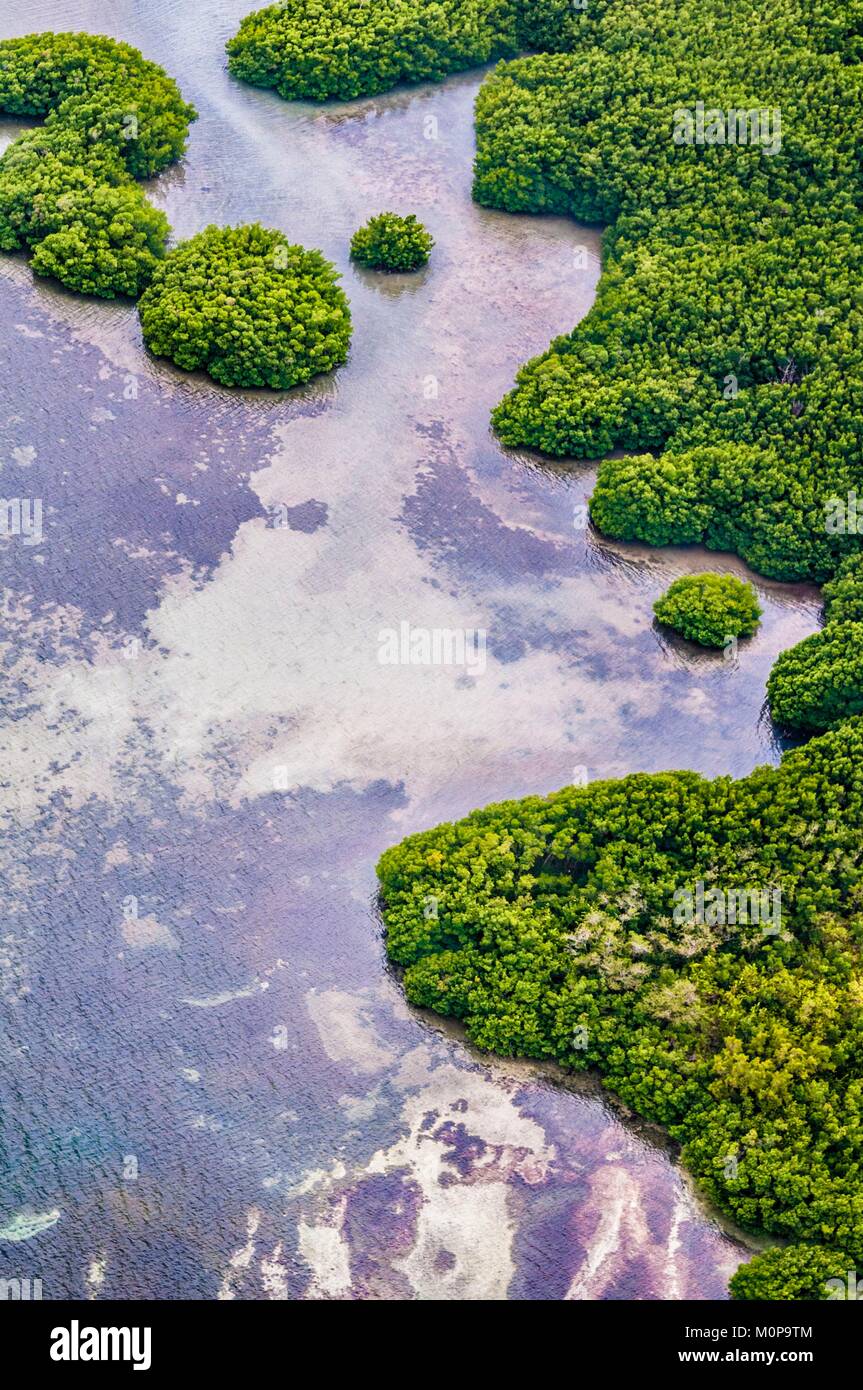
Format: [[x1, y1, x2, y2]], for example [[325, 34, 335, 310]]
[[350, 212, 433, 271], [137, 223, 353, 389], [0, 32, 196, 297], [729, 1244, 853, 1301], [653, 574, 762, 649]]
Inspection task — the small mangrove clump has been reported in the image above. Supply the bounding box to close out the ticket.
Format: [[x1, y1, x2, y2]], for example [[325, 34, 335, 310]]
[[350, 212, 433, 272], [653, 573, 762, 648]]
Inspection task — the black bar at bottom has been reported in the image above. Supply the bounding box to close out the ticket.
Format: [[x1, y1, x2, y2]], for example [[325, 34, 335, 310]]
[[4, 1295, 856, 1376]]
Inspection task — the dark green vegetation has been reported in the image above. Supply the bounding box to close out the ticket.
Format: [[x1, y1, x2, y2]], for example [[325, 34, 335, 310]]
[[0, 32, 196, 297], [730, 1245, 852, 1301], [479, 3, 863, 586], [378, 719, 863, 1284], [768, 556, 863, 733], [228, 0, 863, 585], [227, 0, 523, 103], [233, 0, 863, 1299], [137, 224, 352, 389], [350, 212, 433, 272], [225, 0, 592, 102], [653, 574, 761, 649], [823, 554, 863, 626]]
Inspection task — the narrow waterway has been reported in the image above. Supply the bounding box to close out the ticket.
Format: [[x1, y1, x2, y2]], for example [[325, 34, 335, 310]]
[[0, 0, 819, 1299]]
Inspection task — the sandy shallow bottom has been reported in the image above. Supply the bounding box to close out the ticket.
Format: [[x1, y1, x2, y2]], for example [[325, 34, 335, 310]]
[[0, 0, 819, 1298]]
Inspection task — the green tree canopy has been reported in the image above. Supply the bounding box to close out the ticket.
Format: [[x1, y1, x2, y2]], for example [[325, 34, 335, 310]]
[[730, 1245, 853, 1301], [768, 556, 863, 732], [653, 573, 762, 648], [0, 32, 196, 297], [378, 717, 863, 1296], [227, 0, 526, 102], [137, 223, 353, 390], [350, 212, 433, 272]]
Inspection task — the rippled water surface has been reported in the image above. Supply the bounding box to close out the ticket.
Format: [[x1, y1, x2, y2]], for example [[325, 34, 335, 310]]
[[0, 0, 820, 1299]]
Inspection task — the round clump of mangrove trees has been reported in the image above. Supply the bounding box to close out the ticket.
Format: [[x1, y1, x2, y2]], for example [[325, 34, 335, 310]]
[[350, 212, 433, 272], [653, 573, 761, 648], [137, 223, 353, 389]]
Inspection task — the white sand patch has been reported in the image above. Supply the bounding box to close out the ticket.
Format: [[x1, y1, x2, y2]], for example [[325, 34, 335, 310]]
[[218, 1208, 261, 1301], [260, 1242, 289, 1300], [664, 1192, 687, 1302], [85, 1254, 107, 1300], [103, 841, 131, 868], [305, 987, 397, 1075], [372, 1056, 553, 1299], [284, 1008, 555, 1300], [120, 914, 179, 951], [182, 978, 269, 1008], [0, 1207, 61, 1241], [674, 686, 716, 718], [273, 1161, 347, 1199], [298, 1203, 353, 1299], [564, 1164, 651, 1299]]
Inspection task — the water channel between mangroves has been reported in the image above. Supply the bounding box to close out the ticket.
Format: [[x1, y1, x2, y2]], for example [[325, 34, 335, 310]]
[[0, 0, 821, 1299]]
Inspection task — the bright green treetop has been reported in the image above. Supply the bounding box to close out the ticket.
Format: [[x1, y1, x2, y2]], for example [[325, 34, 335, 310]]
[[0, 31, 196, 298], [350, 212, 433, 272], [138, 223, 353, 390], [653, 573, 762, 648]]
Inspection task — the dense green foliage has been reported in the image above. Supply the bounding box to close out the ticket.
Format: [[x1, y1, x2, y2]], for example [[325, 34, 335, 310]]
[[474, 2, 863, 584], [768, 556, 863, 733], [653, 573, 761, 649], [378, 718, 863, 1288], [350, 212, 433, 272], [768, 629, 863, 735], [730, 1245, 852, 1301], [823, 554, 863, 626], [589, 444, 848, 584], [0, 32, 195, 298], [228, 0, 863, 583], [226, 0, 521, 102], [225, 0, 597, 101], [138, 223, 352, 389]]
